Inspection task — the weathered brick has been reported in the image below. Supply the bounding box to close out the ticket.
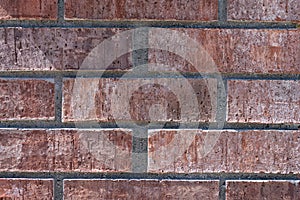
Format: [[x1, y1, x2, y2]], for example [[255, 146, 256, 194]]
[[0, 28, 131, 71], [148, 29, 300, 74], [62, 78, 217, 123], [0, 129, 132, 172], [228, 0, 300, 21], [148, 130, 300, 173], [226, 181, 300, 200], [0, 79, 55, 120], [0, 178, 53, 199], [64, 179, 219, 200], [0, 0, 57, 19], [227, 80, 300, 124], [65, 0, 218, 21]]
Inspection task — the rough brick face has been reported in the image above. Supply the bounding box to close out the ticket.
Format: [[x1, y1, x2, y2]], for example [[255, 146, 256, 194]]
[[64, 179, 219, 200], [227, 80, 300, 123], [149, 29, 300, 74], [62, 78, 217, 123], [228, 0, 300, 21], [226, 181, 300, 200], [0, 0, 57, 19], [148, 130, 300, 173], [0, 129, 132, 172], [0, 179, 53, 199], [65, 0, 218, 21], [0, 79, 55, 120]]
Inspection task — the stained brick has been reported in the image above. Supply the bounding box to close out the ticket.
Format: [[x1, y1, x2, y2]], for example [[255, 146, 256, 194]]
[[65, 0, 218, 21], [64, 179, 219, 200], [0, 79, 55, 120], [0, 129, 132, 172], [227, 80, 300, 124], [148, 130, 300, 173], [226, 181, 300, 200], [62, 78, 217, 123], [0, 179, 53, 199], [0, 0, 57, 19]]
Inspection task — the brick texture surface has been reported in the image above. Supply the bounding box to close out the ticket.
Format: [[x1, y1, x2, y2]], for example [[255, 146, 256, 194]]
[[148, 130, 300, 173], [0, 79, 55, 120], [62, 78, 217, 123], [0, 129, 132, 172], [227, 80, 300, 123], [0, 178, 53, 199], [0, 0, 57, 19], [149, 29, 300, 74], [64, 179, 219, 200], [226, 181, 300, 200], [65, 0, 218, 21], [0, 28, 131, 71], [228, 0, 300, 21]]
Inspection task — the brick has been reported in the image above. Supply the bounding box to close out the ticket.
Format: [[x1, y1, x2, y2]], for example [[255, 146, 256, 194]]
[[0, 28, 131, 71], [228, 0, 300, 21], [64, 179, 219, 200], [148, 29, 300, 74], [226, 181, 300, 200], [0, 0, 57, 19], [227, 80, 300, 124], [65, 0, 218, 21], [0, 129, 132, 172], [148, 130, 300, 173], [62, 78, 217, 123], [0, 178, 53, 199], [0, 79, 55, 120]]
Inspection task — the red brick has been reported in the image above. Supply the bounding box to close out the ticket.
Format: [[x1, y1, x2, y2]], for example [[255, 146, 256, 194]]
[[0, 178, 53, 199], [0, 0, 57, 19], [0, 28, 131, 71], [226, 181, 300, 200], [62, 78, 217, 123], [148, 130, 300, 173], [0, 129, 132, 172], [227, 80, 300, 124], [0, 79, 55, 120], [228, 0, 300, 21], [64, 179, 219, 200], [65, 0, 218, 21], [148, 29, 300, 74]]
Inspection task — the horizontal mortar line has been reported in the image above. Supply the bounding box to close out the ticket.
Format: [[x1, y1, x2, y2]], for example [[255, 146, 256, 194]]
[[0, 20, 297, 29], [0, 172, 298, 180]]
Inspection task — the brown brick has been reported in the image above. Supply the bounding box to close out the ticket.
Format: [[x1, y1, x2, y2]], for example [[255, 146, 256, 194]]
[[65, 0, 218, 21], [0, 79, 55, 120], [62, 78, 217, 123], [148, 29, 300, 74], [226, 181, 300, 200], [0, 129, 132, 172], [148, 130, 300, 173], [64, 179, 219, 200], [0, 178, 53, 199], [0, 28, 131, 71], [0, 0, 57, 19], [227, 80, 300, 124], [228, 0, 300, 21]]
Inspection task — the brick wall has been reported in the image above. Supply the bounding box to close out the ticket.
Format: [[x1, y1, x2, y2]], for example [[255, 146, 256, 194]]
[[0, 0, 299, 200]]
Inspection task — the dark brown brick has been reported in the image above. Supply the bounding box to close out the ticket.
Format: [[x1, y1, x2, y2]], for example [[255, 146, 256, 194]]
[[226, 181, 300, 200], [65, 0, 218, 21], [64, 179, 219, 200], [62, 78, 217, 123], [0, 178, 53, 199], [0, 79, 55, 120], [227, 80, 300, 123], [0, 0, 57, 19], [0, 129, 132, 172], [148, 130, 300, 173]]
